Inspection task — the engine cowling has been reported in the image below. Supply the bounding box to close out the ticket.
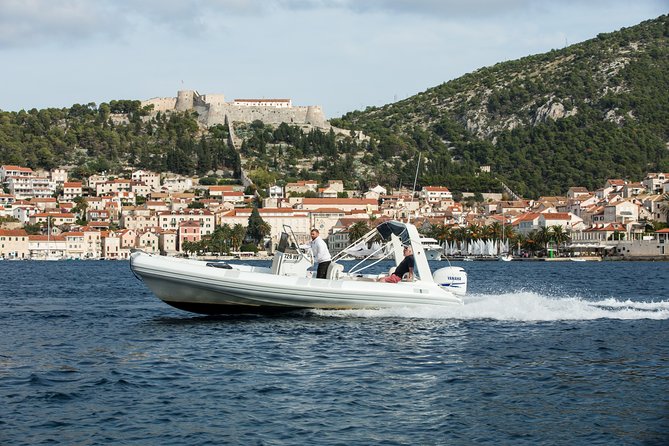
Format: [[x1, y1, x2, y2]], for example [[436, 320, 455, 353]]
[[432, 266, 467, 296]]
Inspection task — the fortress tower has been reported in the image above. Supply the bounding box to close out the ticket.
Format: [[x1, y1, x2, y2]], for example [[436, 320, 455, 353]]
[[175, 90, 196, 111]]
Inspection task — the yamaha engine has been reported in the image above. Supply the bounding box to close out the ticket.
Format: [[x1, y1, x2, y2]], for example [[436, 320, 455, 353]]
[[432, 266, 468, 296]]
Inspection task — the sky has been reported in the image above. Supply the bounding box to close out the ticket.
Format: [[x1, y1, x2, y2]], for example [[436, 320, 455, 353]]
[[1, 0, 667, 118]]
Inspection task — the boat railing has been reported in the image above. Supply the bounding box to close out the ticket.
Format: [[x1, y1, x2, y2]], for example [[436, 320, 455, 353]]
[[347, 243, 393, 276]]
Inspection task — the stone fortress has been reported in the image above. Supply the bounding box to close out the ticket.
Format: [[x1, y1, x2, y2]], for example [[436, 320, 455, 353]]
[[141, 90, 331, 130]]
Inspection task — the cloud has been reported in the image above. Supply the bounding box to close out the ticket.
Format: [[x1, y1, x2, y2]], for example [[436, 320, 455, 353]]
[[0, 0, 664, 49]]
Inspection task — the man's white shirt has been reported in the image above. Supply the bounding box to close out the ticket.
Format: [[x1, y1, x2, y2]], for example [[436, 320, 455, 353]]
[[309, 237, 332, 263]]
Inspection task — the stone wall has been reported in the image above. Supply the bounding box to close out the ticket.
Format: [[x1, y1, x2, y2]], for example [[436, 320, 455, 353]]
[[141, 90, 329, 129]]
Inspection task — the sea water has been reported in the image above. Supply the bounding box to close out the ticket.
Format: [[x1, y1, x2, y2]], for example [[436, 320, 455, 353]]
[[0, 260, 667, 445]]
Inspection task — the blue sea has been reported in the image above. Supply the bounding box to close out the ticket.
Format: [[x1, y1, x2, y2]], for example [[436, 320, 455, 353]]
[[1, 259, 668, 445]]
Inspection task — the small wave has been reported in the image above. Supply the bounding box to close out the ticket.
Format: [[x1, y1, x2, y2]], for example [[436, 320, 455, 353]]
[[310, 292, 669, 321]]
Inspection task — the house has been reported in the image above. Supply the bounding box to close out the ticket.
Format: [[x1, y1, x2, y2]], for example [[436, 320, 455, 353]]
[[299, 198, 378, 213], [50, 168, 68, 185], [101, 231, 131, 260], [603, 200, 640, 224], [567, 187, 590, 199], [0, 193, 15, 207], [0, 229, 29, 259], [622, 182, 645, 198], [219, 191, 245, 205], [30, 197, 58, 212], [158, 229, 178, 256], [495, 201, 530, 215], [538, 212, 583, 231], [116, 229, 137, 249], [514, 213, 543, 235], [29, 212, 76, 226], [642, 195, 666, 222], [178, 220, 202, 251], [642, 173, 668, 194], [86, 209, 112, 223], [162, 176, 193, 193], [80, 227, 102, 259], [573, 222, 627, 243], [130, 182, 151, 198], [131, 170, 161, 192], [0, 165, 33, 182], [121, 208, 158, 231], [28, 234, 66, 259], [319, 186, 339, 199], [62, 182, 83, 201], [95, 179, 132, 196], [268, 185, 284, 199], [218, 208, 311, 246], [157, 209, 215, 235], [421, 186, 453, 204], [208, 185, 236, 197], [63, 232, 86, 259], [136, 230, 160, 253], [285, 180, 318, 195]]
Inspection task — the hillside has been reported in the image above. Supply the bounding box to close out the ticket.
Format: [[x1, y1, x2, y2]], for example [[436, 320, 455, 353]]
[[1, 15, 668, 198], [333, 14, 669, 197]]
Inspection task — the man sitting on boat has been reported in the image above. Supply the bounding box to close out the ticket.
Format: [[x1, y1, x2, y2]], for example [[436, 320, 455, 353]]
[[309, 228, 332, 279], [380, 245, 414, 283]]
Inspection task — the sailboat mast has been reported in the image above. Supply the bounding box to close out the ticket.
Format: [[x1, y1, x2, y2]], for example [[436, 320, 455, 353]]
[[408, 152, 421, 223]]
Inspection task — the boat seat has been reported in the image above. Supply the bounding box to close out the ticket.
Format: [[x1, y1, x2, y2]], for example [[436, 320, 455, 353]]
[[386, 267, 412, 282], [326, 262, 344, 280]]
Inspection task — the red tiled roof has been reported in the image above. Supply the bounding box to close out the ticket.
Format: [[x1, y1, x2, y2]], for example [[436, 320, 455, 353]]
[[541, 213, 571, 220], [0, 229, 28, 236]]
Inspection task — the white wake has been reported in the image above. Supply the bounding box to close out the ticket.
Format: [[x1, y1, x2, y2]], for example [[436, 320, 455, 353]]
[[310, 292, 669, 321]]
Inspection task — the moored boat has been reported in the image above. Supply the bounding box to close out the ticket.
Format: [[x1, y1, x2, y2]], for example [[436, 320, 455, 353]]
[[419, 237, 443, 261], [130, 221, 467, 314]]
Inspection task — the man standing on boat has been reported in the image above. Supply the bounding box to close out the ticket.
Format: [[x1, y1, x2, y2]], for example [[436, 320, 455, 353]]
[[309, 228, 332, 279], [381, 245, 414, 283]]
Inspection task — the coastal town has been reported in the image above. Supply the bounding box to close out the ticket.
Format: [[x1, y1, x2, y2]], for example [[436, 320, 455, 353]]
[[0, 164, 668, 261]]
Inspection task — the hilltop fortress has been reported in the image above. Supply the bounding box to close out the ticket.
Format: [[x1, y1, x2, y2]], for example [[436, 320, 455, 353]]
[[141, 90, 330, 129]]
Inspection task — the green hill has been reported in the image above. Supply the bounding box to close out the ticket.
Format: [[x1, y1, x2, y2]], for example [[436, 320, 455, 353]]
[[1, 15, 668, 198], [333, 14, 669, 197]]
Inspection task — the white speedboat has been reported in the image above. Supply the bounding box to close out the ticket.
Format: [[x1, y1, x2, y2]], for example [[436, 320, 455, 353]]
[[420, 237, 443, 261], [130, 221, 467, 314]]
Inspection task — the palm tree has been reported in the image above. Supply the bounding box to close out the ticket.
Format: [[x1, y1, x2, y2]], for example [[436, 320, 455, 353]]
[[537, 226, 552, 256], [348, 221, 371, 244], [524, 230, 540, 257], [550, 225, 570, 257], [429, 223, 452, 245], [231, 224, 246, 251]]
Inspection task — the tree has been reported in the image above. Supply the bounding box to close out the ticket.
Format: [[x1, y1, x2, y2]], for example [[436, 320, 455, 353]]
[[246, 207, 271, 246], [231, 224, 246, 251], [550, 225, 570, 256], [348, 221, 371, 244]]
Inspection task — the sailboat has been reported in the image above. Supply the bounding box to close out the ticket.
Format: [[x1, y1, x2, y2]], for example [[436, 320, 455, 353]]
[[498, 214, 513, 261], [44, 216, 60, 261]]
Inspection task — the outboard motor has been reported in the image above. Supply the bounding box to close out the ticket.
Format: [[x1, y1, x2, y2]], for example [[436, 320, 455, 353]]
[[432, 266, 468, 296]]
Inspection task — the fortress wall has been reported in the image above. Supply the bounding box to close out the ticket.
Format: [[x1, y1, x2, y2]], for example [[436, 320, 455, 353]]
[[203, 94, 225, 107], [142, 90, 330, 129], [205, 104, 329, 128], [141, 97, 177, 112]]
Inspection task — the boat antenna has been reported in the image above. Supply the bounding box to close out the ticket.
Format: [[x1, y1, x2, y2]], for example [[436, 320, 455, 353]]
[[408, 152, 421, 223]]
